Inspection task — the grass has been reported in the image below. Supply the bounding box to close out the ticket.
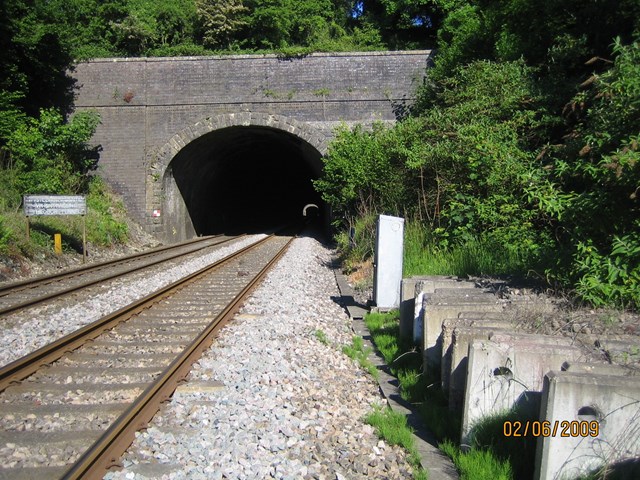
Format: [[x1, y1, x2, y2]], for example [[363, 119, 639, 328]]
[[342, 335, 379, 380], [364, 310, 516, 480], [314, 329, 329, 345], [365, 405, 428, 480], [470, 407, 538, 480], [439, 440, 513, 480], [365, 312, 427, 402], [402, 221, 530, 278]]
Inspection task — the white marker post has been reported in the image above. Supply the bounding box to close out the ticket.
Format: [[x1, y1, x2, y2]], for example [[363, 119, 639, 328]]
[[373, 214, 404, 309]]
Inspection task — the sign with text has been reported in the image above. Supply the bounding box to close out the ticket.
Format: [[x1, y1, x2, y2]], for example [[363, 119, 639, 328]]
[[24, 195, 87, 216]]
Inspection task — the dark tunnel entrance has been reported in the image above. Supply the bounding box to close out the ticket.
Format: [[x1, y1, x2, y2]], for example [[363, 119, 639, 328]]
[[168, 125, 326, 236]]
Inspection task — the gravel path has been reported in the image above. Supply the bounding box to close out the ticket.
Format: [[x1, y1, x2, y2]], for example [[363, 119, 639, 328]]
[[0, 235, 265, 367], [104, 236, 415, 480]]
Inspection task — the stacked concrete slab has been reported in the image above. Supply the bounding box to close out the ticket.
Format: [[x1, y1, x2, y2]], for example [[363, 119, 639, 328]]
[[535, 365, 640, 480], [443, 318, 514, 411], [399, 276, 476, 341], [400, 275, 640, 479], [460, 332, 592, 446], [420, 289, 507, 374]]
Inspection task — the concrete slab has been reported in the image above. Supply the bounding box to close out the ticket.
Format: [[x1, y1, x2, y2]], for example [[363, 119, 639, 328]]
[[332, 264, 369, 320], [446, 322, 515, 412], [0, 466, 68, 480], [399, 276, 476, 341], [174, 380, 225, 394], [461, 334, 592, 447], [421, 294, 506, 375], [580, 336, 640, 366], [563, 361, 640, 376], [441, 316, 514, 379], [535, 370, 640, 480]]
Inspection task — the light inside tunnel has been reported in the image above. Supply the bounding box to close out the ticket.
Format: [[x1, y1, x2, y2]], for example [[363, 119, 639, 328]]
[[168, 126, 326, 235]]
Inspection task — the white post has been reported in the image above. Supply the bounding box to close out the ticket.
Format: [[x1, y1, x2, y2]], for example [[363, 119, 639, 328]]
[[373, 215, 404, 309]]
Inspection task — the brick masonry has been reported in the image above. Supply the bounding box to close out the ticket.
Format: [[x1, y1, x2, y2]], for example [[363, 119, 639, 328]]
[[72, 51, 433, 233]]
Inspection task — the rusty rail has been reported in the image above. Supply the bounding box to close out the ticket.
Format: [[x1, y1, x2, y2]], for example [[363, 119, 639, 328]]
[[62, 235, 293, 479], [0, 235, 242, 316]]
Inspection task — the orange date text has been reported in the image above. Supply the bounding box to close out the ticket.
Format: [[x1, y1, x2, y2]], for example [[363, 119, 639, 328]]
[[502, 420, 599, 438]]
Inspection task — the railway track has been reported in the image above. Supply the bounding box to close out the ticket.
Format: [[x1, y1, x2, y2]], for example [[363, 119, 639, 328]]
[[0, 235, 242, 316], [0, 234, 293, 479]]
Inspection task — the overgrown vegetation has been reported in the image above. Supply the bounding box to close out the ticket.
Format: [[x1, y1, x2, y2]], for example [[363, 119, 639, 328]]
[[0, 177, 129, 259], [315, 1, 640, 310], [0, 103, 130, 260], [1, 0, 439, 62], [0, 95, 129, 260]]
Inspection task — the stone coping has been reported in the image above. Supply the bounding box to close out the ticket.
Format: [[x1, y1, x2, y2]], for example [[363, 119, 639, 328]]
[[79, 50, 434, 64]]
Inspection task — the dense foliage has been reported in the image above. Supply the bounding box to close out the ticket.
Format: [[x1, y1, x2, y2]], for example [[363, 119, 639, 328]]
[[0, 0, 441, 256], [0, 0, 439, 60], [316, 1, 640, 309], [0, 1, 130, 255], [1, 0, 638, 307]]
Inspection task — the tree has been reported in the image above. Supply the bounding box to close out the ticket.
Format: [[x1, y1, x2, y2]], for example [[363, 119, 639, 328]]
[[196, 0, 249, 49], [349, 0, 445, 48], [6, 109, 100, 196], [0, 0, 76, 118]]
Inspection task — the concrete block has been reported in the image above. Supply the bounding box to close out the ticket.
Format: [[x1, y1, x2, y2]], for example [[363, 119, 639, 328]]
[[445, 321, 514, 412], [399, 276, 474, 341], [441, 315, 512, 367], [563, 361, 640, 376], [422, 293, 505, 374], [535, 370, 640, 480], [461, 334, 592, 447]]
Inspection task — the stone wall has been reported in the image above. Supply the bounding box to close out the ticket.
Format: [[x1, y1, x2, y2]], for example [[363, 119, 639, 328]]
[[72, 51, 432, 228]]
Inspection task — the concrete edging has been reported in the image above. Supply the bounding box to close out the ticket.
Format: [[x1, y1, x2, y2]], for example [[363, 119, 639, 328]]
[[333, 268, 459, 480]]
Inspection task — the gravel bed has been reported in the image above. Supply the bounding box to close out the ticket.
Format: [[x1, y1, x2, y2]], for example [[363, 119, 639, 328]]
[[104, 236, 415, 480], [0, 235, 265, 367]]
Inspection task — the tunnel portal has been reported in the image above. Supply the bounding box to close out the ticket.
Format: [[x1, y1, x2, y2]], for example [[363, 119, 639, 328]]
[[168, 126, 326, 236]]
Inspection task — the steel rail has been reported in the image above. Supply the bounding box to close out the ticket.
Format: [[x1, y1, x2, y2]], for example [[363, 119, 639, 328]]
[[0, 235, 243, 316], [62, 235, 293, 479], [0, 234, 269, 392], [0, 235, 225, 295]]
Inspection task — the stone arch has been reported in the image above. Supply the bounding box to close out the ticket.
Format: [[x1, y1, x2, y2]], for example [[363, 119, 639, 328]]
[[147, 113, 331, 242]]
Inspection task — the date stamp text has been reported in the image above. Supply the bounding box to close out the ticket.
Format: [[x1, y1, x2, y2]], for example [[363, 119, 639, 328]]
[[503, 420, 599, 438]]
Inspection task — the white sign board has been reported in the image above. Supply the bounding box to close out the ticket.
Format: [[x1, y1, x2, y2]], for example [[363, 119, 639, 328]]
[[24, 195, 87, 216]]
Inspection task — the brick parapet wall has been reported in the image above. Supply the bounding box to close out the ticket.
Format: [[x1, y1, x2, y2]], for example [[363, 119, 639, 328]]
[[73, 50, 432, 229]]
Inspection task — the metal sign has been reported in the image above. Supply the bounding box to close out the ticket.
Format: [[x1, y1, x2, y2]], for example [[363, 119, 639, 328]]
[[23, 195, 87, 216]]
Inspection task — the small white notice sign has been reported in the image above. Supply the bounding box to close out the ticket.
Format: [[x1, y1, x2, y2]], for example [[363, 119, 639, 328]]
[[24, 195, 87, 216]]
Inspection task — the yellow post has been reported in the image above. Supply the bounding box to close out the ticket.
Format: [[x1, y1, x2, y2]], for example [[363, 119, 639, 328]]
[[82, 215, 87, 263], [54, 233, 62, 255]]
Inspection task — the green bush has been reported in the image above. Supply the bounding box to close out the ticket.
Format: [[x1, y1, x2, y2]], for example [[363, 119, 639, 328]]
[[6, 108, 100, 195], [535, 38, 640, 307], [574, 234, 640, 310], [0, 215, 12, 254], [85, 177, 129, 245]]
